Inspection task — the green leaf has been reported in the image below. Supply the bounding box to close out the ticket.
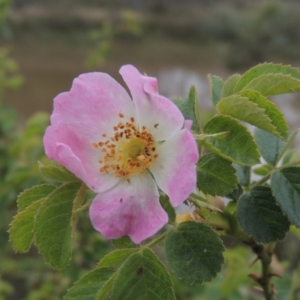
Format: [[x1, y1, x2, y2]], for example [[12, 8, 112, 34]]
[[159, 195, 176, 223], [98, 249, 138, 268], [173, 86, 200, 132], [235, 63, 300, 92], [9, 199, 43, 252], [278, 129, 299, 164], [221, 74, 241, 98], [253, 164, 273, 176], [165, 222, 225, 285], [64, 267, 116, 300], [39, 163, 80, 182], [283, 150, 300, 165], [197, 153, 237, 196], [217, 90, 288, 139], [188, 193, 223, 213], [208, 74, 224, 106], [237, 186, 290, 243], [233, 163, 251, 186], [254, 128, 286, 166], [35, 182, 82, 269], [111, 248, 175, 300], [17, 184, 56, 212], [225, 184, 243, 201], [112, 236, 138, 249], [271, 167, 300, 227], [241, 74, 300, 96], [201, 115, 260, 166]]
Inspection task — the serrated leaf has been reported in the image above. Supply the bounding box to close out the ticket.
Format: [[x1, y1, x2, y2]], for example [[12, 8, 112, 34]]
[[39, 163, 80, 182], [112, 236, 138, 249], [9, 199, 44, 252], [17, 184, 56, 212], [233, 163, 251, 186], [111, 248, 175, 300], [237, 186, 289, 243], [98, 249, 138, 268], [235, 63, 300, 92], [254, 128, 286, 166], [173, 86, 200, 132], [35, 182, 82, 269], [165, 222, 225, 285], [221, 74, 241, 98], [208, 74, 224, 106], [217, 90, 288, 139], [242, 74, 300, 96], [64, 267, 115, 300], [271, 167, 300, 227], [160, 195, 176, 223], [197, 153, 237, 196], [201, 115, 260, 166]]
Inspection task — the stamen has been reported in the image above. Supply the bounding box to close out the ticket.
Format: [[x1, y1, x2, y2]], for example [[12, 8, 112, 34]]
[[119, 113, 124, 118]]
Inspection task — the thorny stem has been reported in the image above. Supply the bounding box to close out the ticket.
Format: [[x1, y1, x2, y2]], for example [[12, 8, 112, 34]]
[[251, 244, 275, 300]]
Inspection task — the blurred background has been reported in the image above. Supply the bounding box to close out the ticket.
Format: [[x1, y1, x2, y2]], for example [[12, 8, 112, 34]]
[[1, 0, 300, 299]]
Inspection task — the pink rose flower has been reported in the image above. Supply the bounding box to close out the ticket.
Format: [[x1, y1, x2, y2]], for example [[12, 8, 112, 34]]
[[43, 65, 199, 244]]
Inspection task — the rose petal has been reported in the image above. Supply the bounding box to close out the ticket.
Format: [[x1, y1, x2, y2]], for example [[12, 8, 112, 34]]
[[89, 174, 168, 244], [43, 122, 120, 192], [50, 72, 136, 140], [150, 128, 199, 206], [119, 65, 184, 141]]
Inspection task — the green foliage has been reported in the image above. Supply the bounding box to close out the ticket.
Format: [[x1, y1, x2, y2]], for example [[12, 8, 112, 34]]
[[208, 74, 224, 106], [217, 90, 288, 139], [197, 153, 237, 196], [112, 236, 137, 249], [271, 167, 300, 228], [98, 249, 138, 267], [112, 249, 175, 300], [17, 184, 56, 212], [9, 200, 43, 253], [35, 182, 82, 269], [254, 128, 286, 166], [173, 85, 200, 132], [233, 163, 251, 187], [237, 186, 290, 243], [64, 267, 116, 300], [201, 115, 260, 165], [165, 222, 225, 285], [159, 195, 176, 223], [221, 74, 241, 98], [39, 163, 80, 182]]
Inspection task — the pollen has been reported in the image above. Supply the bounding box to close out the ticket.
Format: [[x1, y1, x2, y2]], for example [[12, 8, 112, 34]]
[[93, 119, 159, 178]]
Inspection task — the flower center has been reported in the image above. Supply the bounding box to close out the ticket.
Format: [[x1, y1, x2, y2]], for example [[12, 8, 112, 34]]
[[92, 113, 159, 178]]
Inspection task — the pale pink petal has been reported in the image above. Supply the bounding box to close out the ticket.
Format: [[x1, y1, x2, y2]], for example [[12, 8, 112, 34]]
[[184, 120, 193, 131], [43, 122, 120, 192], [119, 65, 184, 141], [89, 174, 168, 244], [50, 72, 136, 140], [149, 129, 199, 206]]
